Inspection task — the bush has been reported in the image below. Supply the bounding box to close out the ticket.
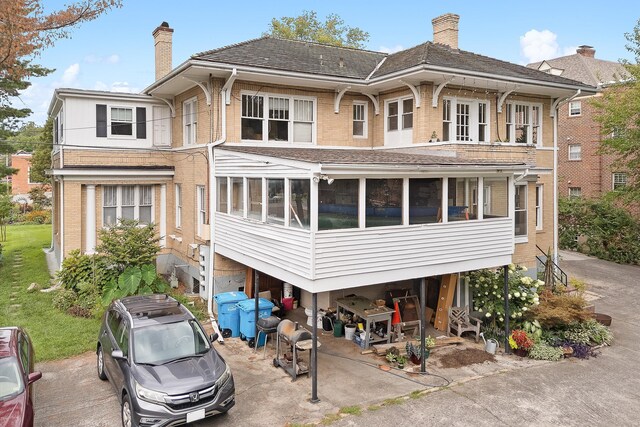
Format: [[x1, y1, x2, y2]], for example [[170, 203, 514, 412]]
[[96, 219, 161, 274], [468, 264, 543, 328], [56, 250, 116, 292], [101, 264, 169, 306], [53, 289, 79, 312], [564, 319, 613, 346], [24, 210, 51, 224], [559, 197, 640, 264], [563, 323, 591, 345], [528, 342, 564, 361], [527, 290, 592, 329]]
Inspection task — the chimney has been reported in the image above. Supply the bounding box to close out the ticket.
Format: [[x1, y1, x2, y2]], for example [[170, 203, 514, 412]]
[[576, 45, 595, 58], [432, 13, 460, 49], [153, 22, 173, 81]]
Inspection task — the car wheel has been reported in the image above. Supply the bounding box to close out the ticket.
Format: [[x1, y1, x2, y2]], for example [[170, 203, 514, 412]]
[[97, 345, 107, 380], [121, 393, 136, 427]]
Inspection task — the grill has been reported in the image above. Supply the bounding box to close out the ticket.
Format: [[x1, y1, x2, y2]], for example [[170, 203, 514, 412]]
[[165, 384, 217, 411]]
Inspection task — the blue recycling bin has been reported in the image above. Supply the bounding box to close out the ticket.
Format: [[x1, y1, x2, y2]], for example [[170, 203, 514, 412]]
[[237, 298, 274, 345], [214, 291, 248, 338]]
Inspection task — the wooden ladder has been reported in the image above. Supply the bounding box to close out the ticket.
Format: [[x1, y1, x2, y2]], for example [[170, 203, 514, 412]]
[[434, 273, 458, 331]]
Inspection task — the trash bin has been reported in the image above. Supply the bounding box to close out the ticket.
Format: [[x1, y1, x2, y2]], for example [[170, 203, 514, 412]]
[[214, 291, 248, 338], [237, 298, 275, 345]]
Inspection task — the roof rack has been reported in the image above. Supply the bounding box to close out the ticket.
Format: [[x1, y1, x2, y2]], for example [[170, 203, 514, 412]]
[[121, 294, 181, 316]]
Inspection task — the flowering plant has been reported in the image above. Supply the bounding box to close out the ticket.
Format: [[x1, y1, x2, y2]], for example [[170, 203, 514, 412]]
[[468, 264, 543, 328], [508, 329, 534, 350]]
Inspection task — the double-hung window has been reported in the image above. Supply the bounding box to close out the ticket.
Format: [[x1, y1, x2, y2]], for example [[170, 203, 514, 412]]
[[506, 102, 542, 145], [353, 102, 367, 137], [196, 185, 206, 237], [183, 97, 197, 145], [613, 173, 627, 190], [175, 184, 182, 228], [442, 98, 490, 143], [102, 185, 154, 226], [96, 105, 146, 139], [241, 93, 315, 143], [514, 184, 527, 238], [535, 185, 543, 230], [568, 145, 582, 160], [385, 96, 413, 146], [569, 101, 582, 116], [110, 107, 133, 136]]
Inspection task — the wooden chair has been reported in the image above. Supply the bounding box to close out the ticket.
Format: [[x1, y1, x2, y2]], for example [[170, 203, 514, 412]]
[[447, 306, 482, 342]]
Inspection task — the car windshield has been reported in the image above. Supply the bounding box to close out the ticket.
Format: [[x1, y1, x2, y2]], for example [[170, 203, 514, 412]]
[[132, 319, 211, 365], [0, 357, 24, 400]]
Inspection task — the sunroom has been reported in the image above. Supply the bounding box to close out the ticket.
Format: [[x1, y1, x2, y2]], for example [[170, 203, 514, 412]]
[[212, 145, 529, 295]]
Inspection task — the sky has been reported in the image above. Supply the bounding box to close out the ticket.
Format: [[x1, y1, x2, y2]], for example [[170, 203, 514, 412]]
[[17, 0, 640, 125]]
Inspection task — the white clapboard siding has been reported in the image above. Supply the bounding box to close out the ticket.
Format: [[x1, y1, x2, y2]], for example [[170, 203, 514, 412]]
[[314, 218, 513, 279], [215, 214, 312, 277], [214, 151, 310, 177]]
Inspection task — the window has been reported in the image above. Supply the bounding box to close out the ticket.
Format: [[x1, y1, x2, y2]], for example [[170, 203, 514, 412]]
[[183, 97, 197, 145], [569, 101, 582, 116], [111, 107, 133, 136], [514, 185, 527, 237], [483, 178, 509, 218], [231, 177, 244, 216], [139, 186, 152, 224], [102, 185, 154, 226], [387, 101, 398, 131], [366, 179, 402, 227], [442, 98, 490, 143], [402, 98, 413, 129], [568, 145, 582, 160], [289, 179, 310, 229], [569, 187, 582, 198], [613, 173, 627, 190], [353, 102, 367, 137], [409, 179, 441, 224], [536, 185, 543, 231], [506, 102, 542, 145], [196, 185, 206, 237], [318, 179, 359, 230], [447, 178, 477, 221], [216, 177, 228, 213], [385, 96, 414, 146], [241, 93, 315, 143], [247, 178, 262, 220], [267, 179, 285, 225], [175, 184, 182, 228]]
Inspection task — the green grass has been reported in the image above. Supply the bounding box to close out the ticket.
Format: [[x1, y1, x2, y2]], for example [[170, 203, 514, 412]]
[[0, 224, 101, 362]]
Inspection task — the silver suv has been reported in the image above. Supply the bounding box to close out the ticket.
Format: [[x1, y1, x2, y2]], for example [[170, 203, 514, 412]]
[[97, 294, 235, 427]]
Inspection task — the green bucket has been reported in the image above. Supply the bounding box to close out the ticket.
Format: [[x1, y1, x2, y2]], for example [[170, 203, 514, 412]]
[[333, 319, 343, 337]]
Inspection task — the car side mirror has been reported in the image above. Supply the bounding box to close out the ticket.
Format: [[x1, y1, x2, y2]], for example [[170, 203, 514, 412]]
[[111, 350, 126, 360], [28, 371, 42, 384], [210, 333, 219, 343]]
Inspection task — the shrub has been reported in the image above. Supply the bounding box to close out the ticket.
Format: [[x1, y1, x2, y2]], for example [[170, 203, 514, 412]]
[[101, 264, 169, 306], [527, 290, 591, 329], [96, 219, 161, 274], [528, 342, 564, 361], [24, 210, 51, 224], [563, 323, 591, 345], [56, 250, 116, 292], [53, 289, 79, 312], [565, 319, 613, 346], [468, 265, 542, 328]]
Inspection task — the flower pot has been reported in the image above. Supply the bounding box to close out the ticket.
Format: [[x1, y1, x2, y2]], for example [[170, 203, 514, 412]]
[[514, 348, 528, 357], [410, 354, 421, 365]]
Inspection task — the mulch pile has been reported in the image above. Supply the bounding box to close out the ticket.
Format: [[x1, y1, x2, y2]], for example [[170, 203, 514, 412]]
[[436, 348, 496, 369]]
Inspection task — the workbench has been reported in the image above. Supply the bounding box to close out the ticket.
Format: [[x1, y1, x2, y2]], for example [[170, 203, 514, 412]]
[[336, 296, 394, 349]]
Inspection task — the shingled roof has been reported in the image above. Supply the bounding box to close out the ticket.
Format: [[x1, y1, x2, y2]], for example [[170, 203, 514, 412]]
[[527, 53, 630, 87], [192, 36, 594, 89], [219, 145, 527, 167]]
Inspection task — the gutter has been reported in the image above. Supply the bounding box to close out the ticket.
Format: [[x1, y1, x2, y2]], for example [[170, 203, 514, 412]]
[[206, 78, 229, 344]]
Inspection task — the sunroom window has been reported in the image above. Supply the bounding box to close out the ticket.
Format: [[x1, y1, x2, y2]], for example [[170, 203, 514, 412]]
[[409, 179, 441, 224], [289, 179, 310, 229], [366, 179, 402, 227], [267, 179, 285, 224], [318, 179, 359, 230]]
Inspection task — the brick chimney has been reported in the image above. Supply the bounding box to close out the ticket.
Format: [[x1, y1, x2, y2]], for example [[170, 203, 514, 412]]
[[153, 22, 173, 81], [432, 13, 460, 49], [576, 45, 595, 58]]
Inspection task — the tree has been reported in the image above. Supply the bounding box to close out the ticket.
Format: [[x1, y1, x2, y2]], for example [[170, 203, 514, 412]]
[[96, 219, 161, 273], [29, 117, 52, 183], [0, 194, 13, 241], [7, 121, 43, 151], [264, 10, 369, 49], [593, 18, 640, 201]]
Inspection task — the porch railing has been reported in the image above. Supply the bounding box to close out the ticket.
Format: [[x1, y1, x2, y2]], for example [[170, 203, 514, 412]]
[[536, 245, 568, 287]]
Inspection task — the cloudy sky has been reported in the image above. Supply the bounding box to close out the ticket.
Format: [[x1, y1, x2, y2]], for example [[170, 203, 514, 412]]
[[16, 0, 638, 124]]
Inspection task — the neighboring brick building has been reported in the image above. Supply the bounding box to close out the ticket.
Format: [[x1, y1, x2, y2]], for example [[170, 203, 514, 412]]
[[528, 46, 630, 199], [10, 151, 42, 196]]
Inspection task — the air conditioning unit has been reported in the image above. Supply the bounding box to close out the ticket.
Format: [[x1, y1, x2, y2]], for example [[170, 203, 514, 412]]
[[198, 245, 210, 299]]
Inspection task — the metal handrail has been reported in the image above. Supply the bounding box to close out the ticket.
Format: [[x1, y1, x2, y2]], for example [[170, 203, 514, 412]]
[[536, 245, 568, 286]]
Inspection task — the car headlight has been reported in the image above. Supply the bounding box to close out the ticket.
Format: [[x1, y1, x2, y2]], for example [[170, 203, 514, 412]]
[[135, 381, 168, 404], [215, 364, 231, 387]]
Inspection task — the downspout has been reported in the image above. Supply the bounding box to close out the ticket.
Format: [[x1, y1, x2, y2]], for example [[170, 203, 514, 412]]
[[59, 179, 64, 269], [206, 78, 228, 343], [552, 89, 581, 264]]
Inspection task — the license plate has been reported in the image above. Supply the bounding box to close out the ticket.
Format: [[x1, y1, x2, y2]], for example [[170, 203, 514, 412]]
[[186, 408, 205, 423]]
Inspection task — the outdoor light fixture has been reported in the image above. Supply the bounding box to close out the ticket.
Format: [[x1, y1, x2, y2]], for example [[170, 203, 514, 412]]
[[313, 174, 334, 184]]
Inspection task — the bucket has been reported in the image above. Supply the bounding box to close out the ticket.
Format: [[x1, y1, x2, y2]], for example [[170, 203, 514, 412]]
[[283, 282, 293, 299], [344, 324, 356, 340], [485, 338, 499, 355], [282, 297, 294, 311], [333, 320, 343, 337]]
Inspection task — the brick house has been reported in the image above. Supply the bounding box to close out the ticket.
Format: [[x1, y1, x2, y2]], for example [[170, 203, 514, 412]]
[[528, 46, 630, 200], [48, 14, 594, 389], [10, 151, 44, 197]]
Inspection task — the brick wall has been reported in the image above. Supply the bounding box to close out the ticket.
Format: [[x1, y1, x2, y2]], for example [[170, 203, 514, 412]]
[[10, 154, 42, 195]]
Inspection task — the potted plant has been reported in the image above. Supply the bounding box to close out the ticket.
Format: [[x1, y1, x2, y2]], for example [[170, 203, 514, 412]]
[[430, 131, 440, 142], [396, 355, 407, 369], [406, 336, 436, 365], [509, 329, 533, 357]]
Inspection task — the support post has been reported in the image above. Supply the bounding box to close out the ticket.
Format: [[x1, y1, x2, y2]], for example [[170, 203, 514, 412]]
[[420, 278, 427, 373], [503, 265, 511, 354], [310, 292, 320, 403], [254, 273, 259, 342], [85, 184, 96, 254]]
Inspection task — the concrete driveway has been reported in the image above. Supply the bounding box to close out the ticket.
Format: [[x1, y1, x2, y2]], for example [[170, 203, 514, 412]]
[[34, 250, 638, 426]]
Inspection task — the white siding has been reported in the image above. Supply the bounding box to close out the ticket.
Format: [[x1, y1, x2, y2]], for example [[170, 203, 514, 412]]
[[314, 218, 513, 279], [215, 151, 311, 177], [215, 214, 312, 278]]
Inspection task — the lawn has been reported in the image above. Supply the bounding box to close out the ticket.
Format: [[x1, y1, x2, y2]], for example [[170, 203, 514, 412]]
[[0, 224, 101, 361]]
